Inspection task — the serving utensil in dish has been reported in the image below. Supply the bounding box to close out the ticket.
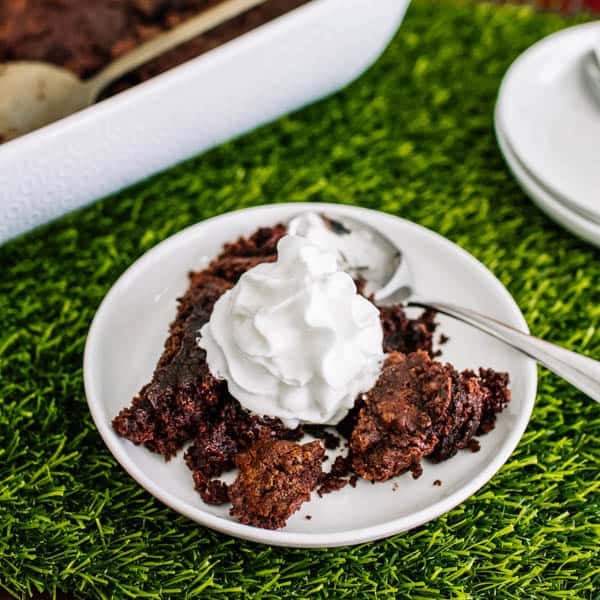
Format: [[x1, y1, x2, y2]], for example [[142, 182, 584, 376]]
[[0, 0, 268, 142]]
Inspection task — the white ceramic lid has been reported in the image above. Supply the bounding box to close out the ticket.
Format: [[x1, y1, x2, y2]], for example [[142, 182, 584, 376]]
[[498, 22, 600, 223]]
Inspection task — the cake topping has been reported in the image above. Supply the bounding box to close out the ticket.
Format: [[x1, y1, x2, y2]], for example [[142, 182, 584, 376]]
[[198, 234, 384, 428], [288, 211, 395, 296]]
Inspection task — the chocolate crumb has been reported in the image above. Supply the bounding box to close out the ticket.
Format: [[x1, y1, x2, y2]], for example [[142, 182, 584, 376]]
[[195, 478, 229, 505], [468, 439, 481, 453], [304, 426, 341, 450], [412, 464, 424, 479], [317, 453, 353, 496], [323, 433, 341, 450], [329, 455, 352, 477], [433, 479, 442, 486], [317, 477, 349, 497], [305, 515, 312, 520], [379, 305, 438, 356]]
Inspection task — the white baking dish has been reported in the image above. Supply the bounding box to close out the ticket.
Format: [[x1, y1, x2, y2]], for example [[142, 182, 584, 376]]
[[0, 0, 410, 244]]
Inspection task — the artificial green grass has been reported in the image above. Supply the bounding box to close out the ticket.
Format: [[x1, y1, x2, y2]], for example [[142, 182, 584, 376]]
[[1, 1, 599, 598]]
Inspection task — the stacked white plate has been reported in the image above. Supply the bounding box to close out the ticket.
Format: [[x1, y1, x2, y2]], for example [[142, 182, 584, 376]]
[[495, 21, 600, 248]]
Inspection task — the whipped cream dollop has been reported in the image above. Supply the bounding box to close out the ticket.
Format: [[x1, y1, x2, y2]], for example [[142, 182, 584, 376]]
[[288, 211, 395, 297], [198, 234, 384, 428]]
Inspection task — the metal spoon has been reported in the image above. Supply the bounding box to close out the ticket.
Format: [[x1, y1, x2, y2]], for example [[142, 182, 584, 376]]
[[0, 0, 267, 142], [292, 212, 600, 403]]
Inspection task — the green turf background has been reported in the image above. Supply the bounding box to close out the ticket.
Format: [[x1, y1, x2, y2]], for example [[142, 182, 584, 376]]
[[1, 1, 599, 598]]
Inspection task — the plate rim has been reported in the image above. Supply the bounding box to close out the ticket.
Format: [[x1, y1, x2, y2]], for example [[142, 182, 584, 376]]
[[494, 103, 600, 249], [83, 202, 537, 548], [496, 21, 600, 223]]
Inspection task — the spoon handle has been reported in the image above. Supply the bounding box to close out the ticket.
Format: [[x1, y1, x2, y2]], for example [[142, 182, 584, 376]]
[[409, 299, 600, 403], [86, 0, 268, 99]]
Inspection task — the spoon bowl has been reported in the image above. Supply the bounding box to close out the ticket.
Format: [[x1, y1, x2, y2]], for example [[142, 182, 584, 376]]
[[0, 62, 91, 141], [302, 212, 600, 403], [288, 212, 406, 300]]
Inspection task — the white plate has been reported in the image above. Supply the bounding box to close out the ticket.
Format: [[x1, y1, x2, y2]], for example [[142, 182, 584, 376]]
[[497, 22, 600, 224], [84, 203, 537, 548], [495, 106, 600, 249]]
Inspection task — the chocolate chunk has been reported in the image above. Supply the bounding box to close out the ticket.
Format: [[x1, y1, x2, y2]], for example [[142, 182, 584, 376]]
[[350, 351, 510, 481], [350, 352, 445, 481], [229, 440, 324, 529], [379, 305, 438, 356]]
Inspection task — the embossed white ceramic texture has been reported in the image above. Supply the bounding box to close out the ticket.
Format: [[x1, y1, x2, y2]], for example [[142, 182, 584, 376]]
[[84, 204, 537, 548], [0, 0, 410, 244]]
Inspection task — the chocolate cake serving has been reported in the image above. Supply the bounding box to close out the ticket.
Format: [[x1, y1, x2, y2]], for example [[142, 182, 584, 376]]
[[0, 0, 310, 97], [229, 440, 324, 529], [112, 224, 511, 530], [349, 351, 510, 482], [112, 225, 297, 460]]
